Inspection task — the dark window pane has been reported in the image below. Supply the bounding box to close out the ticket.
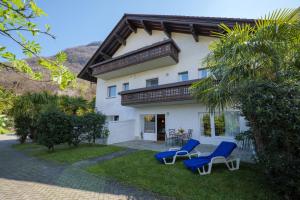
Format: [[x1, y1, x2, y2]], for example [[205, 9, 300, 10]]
[[146, 78, 158, 87]]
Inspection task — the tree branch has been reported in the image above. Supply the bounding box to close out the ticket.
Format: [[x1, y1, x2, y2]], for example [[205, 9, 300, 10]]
[[0, 62, 52, 83], [2, 28, 56, 39], [0, 2, 34, 19]]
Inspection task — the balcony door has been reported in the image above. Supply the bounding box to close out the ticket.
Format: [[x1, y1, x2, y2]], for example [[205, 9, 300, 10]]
[[156, 114, 166, 141]]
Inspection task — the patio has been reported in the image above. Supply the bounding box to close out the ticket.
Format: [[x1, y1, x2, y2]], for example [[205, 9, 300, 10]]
[[113, 140, 255, 163]]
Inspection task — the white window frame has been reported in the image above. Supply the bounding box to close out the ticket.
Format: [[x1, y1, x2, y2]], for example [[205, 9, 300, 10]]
[[178, 71, 189, 81], [123, 82, 129, 91], [146, 78, 159, 87], [199, 111, 241, 138], [107, 85, 117, 98], [198, 68, 210, 79], [143, 114, 157, 133]]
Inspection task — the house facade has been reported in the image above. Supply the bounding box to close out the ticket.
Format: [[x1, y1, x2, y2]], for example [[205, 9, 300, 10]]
[[78, 14, 255, 145]]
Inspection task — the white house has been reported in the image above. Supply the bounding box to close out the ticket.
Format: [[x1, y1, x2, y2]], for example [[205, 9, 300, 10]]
[[78, 14, 255, 145]]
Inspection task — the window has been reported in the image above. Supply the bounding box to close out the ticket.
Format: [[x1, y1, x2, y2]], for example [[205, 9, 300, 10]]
[[107, 115, 119, 122], [123, 83, 129, 91], [113, 115, 119, 121], [214, 113, 225, 136], [198, 68, 210, 79], [107, 85, 116, 97], [146, 78, 158, 87], [144, 115, 156, 133], [202, 113, 211, 137], [178, 71, 189, 81], [200, 111, 240, 137]]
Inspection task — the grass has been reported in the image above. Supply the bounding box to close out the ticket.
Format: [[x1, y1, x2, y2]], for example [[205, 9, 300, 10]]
[[87, 150, 279, 200], [0, 127, 12, 134], [13, 143, 124, 164]]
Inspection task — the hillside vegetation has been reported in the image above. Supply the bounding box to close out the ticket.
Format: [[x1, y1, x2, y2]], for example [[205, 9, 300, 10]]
[[0, 41, 100, 99]]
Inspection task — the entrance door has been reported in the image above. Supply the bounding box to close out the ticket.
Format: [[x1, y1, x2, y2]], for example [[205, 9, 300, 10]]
[[157, 114, 166, 141]]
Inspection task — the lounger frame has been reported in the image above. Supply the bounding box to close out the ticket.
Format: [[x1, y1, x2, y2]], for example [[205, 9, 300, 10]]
[[162, 147, 195, 165], [194, 155, 240, 175]]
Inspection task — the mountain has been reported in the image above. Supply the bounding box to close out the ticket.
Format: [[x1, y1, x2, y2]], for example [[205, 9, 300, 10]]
[[0, 41, 101, 100]]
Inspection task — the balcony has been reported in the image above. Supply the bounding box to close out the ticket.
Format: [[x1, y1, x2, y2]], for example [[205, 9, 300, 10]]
[[119, 80, 198, 106], [91, 39, 180, 80]]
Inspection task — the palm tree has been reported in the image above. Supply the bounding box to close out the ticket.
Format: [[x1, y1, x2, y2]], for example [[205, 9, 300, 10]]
[[59, 95, 88, 115], [191, 8, 300, 153]]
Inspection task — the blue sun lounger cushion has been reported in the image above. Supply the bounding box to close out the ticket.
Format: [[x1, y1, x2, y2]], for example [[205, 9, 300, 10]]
[[155, 139, 200, 165]]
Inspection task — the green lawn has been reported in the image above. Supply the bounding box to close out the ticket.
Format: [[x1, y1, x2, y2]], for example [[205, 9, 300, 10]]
[[87, 150, 278, 200], [13, 143, 124, 164]]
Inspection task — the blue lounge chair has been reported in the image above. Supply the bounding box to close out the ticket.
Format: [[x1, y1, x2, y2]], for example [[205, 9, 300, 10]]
[[155, 139, 200, 165], [184, 141, 240, 175]]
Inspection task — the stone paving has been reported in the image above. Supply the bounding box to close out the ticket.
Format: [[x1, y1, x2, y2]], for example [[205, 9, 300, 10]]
[[0, 134, 172, 200]]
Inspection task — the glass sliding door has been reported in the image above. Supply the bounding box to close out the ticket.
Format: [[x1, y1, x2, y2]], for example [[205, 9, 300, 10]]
[[214, 113, 225, 136], [224, 111, 240, 137], [200, 111, 241, 138], [200, 113, 212, 137]]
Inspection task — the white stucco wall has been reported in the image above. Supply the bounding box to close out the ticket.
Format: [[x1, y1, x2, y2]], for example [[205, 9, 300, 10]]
[[96, 29, 215, 116], [107, 120, 135, 144], [95, 28, 246, 144]]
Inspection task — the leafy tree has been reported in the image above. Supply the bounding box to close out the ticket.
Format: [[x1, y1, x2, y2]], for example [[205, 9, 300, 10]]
[[0, 86, 15, 114], [191, 8, 300, 199], [10, 91, 58, 141], [82, 112, 106, 144], [0, 0, 75, 89], [37, 108, 72, 150], [0, 87, 15, 134]]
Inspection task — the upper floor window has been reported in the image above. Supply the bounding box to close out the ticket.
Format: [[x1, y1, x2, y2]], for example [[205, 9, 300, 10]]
[[178, 71, 189, 81], [146, 78, 158, 87], [107, 85, 116, 98], [198, 68, 210, 79], [123, 83, 129, 91]]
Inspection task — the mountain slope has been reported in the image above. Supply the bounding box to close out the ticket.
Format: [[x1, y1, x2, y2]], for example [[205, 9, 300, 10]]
[[0, 42, 100, 99]]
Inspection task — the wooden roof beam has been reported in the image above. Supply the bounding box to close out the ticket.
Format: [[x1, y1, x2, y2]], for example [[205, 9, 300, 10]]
[[190, 24, 199, 42], [141, 20, 152, 35], [115, 34, 126, 46], [161, 21, 171, 38], [99, 51, 111, 60], [126, 19, 137, 33]]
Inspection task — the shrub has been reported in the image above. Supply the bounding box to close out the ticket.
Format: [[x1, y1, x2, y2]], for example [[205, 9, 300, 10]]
[[14, 115, 32, 143], [37, 109, 72, 150], [239, 82, 300, 199], [82, 112, 106, 144], [68, 115, 84, 146], [10, 92, 58, 142]]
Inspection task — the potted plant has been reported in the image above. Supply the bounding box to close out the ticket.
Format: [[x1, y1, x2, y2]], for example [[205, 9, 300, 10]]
[[98, 127, 109, 144], [178, 128, 185, 135]]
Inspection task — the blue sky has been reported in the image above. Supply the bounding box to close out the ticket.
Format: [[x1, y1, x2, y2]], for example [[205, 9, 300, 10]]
[[3, 0, 299, 58]]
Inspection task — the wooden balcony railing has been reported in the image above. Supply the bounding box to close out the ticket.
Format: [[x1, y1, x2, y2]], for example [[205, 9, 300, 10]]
[[119, 80, 198, 106], [91, 39, 180, 77]]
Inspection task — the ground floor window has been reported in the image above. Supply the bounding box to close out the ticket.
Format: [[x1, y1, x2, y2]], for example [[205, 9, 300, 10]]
[[200, 111, 240, 137], [144, 114, 156, 133], [107, 115, 119, 122]]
